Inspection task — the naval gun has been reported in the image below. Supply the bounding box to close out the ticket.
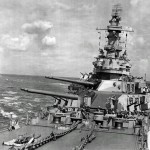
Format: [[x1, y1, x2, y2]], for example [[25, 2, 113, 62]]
[[21, 88, 78, 100], [21, 88, 97, 110], [45, 76, 99, 94], [45, 76, 97, 86]]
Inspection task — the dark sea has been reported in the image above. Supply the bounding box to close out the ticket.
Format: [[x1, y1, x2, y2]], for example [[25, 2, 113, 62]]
[[0, 74, 69, 122]]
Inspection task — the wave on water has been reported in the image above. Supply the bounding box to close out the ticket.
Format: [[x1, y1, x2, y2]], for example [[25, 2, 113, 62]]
[[27, 103, 33, 107], [3, 96, 20, 101], [51, 83, 68, 86], [17, 108, 24, 112], [0, 99, 10, 103], [5, 91, 17, 95], [7, 102, 22, 107], [33, 98, 41, 102], [0, 74, 66, 120], [0, 109, 18, 118]]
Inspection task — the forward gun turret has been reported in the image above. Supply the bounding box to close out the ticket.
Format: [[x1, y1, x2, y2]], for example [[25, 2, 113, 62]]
[[21, 88, 78, 100], [45, 76, 95, 87]]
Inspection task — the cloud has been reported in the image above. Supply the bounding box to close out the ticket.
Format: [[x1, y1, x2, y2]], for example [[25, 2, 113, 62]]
[[22, 20, 56, 48], [130, 0, 150, 24], [0, 47, 4, 53], [0, 0, 149, 78], [0, 34, 30, 51], [137, 37, 145, 45], [22, 20, 53, 34], [139, 59, 149, 71], [130, 0, 142, 6], [132, 59, 149, 77], [76, 2, 96, 12], [127, 0, 150, 78], [54, 1, 71, 10], [42, 36, 56, 46]]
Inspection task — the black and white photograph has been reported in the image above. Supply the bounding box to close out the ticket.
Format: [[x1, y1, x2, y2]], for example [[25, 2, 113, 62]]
[[0, 0, 150, 150]]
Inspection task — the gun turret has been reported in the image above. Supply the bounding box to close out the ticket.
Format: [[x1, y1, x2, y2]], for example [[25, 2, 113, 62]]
[[45, 76, 95, 87], [21, 88, 78, 100]]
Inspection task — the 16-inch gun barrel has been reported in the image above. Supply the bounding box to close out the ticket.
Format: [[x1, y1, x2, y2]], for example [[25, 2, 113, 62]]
[[45, 76, 95, 86], [21, 88, 78, 100]]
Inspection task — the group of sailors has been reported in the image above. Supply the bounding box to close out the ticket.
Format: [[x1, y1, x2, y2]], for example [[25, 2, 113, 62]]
[[136, 112, 150, 150], [104, 95, 150, 150]]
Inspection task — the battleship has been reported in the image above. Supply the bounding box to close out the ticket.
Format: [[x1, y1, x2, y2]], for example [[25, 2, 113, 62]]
[[0, 4, 150, 150]]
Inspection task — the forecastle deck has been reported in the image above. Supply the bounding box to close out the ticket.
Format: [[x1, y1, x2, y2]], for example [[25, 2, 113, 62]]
[[0, 119, 139, 150]]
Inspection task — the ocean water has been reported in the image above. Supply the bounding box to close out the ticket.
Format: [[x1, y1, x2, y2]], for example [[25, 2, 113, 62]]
[[0, 74, 69, 121]]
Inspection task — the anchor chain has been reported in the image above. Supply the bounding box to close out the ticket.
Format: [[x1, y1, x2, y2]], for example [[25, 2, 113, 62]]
[[72, 129, 96, 150], [17, 121, 80, 150]]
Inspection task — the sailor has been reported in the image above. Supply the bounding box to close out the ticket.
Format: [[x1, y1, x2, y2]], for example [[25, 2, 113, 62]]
[[122, 50, 127, 60], [98, 48, 105, 58], [88, 72, 93, 79], [147, 112, 150, 150], [105, 98, 111, 113], [25, 111, 30, 125], [148, 130, 150, 150], [13, 119, 20, 130], [9, 117, 16, 131], [111, 96, 118, 113], [142, 113, 149, 148]]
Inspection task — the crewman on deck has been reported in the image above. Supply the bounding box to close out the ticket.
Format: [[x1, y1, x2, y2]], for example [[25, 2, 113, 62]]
[[146, 111, 150, 150], [105, 98, 111, 114]]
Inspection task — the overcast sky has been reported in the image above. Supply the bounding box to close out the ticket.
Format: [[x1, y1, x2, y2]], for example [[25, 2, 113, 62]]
[[0, 0, 150, 79]]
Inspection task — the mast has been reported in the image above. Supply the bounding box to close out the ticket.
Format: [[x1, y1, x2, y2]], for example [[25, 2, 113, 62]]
[[104, 4, 123, 58], [93, 4, 133, 80]]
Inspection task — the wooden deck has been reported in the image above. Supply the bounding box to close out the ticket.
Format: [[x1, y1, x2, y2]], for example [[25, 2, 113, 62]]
[[0, 121, 139, 150]]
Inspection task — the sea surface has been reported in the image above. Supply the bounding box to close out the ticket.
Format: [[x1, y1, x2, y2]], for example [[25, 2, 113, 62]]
[[0, 74, 69, 121]]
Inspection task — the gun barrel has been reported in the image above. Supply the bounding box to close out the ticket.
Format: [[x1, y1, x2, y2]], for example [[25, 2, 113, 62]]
[[21, 88, 78, 100], [45, 76, 95, 86], [127, 102, 137, 107]]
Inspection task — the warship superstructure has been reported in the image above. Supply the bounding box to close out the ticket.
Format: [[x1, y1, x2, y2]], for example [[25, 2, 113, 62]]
[[0, 4, 150, 150]]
